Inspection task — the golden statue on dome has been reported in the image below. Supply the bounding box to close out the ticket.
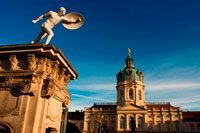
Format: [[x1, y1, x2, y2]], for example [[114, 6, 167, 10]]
[[128, 48, 131, 56]]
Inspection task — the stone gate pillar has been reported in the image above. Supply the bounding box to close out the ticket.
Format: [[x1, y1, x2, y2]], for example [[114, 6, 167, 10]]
[[0, 43, 78, 133]]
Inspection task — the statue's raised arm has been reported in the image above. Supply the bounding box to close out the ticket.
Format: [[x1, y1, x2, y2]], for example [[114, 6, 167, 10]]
[[32, 12, 50, 24], [31, 7, 84, 45]]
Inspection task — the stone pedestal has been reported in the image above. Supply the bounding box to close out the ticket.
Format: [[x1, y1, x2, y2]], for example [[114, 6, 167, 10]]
[[0, 43, 78, 133]]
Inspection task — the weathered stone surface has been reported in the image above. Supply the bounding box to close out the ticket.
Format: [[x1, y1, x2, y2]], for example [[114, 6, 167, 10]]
[[0, 43, 78, 133]]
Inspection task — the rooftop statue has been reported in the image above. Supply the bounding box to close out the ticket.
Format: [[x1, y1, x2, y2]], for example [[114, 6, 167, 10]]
[[128, 48, 131, 57], [31, 7, 84, 45]]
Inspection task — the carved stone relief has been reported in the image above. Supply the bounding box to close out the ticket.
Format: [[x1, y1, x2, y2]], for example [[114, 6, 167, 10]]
[[27, 54, 37, 70], [46, 59, 52, 74], [46, 97, 62, 122], [63, 74, 71, 86], [51, 61, 59, 79], [0, 60, 3, 70], [41, 78, 71, 107], [36, 57, 47, 72], [63, 96, 71, 107], [9, 55, 19, 70], [0, 76, 36, 96], [58, 68, 66, 83], [41, 79, 54, 98]]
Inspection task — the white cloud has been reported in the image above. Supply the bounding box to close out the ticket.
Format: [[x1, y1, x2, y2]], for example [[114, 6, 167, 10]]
[[69, 99, 92, 111], [72, 93, 113, 102], [69, 93, 115, 111], [146, 82, 200, 92], [170, 95, 200, 104], [70, 83, 116, 91]]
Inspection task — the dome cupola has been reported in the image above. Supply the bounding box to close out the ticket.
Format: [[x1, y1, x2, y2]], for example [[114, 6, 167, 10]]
[[117, 48, 144, 83]]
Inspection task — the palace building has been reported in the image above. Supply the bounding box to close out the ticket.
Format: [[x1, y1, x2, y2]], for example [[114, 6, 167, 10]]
[[68, 50, 200, 133]]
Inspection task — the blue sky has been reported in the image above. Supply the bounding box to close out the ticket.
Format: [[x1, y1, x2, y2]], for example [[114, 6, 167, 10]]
[[0, 0, 200, 111]]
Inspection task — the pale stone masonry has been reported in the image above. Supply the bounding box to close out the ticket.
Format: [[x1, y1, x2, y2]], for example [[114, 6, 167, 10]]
[[0, 43, 78, 133]]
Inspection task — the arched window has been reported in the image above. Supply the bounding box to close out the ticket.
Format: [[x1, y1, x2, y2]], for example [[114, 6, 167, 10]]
[[129, 116, 135, 130], [138, 116, 144, 129], [149, 122, 153, 131], [129, 90, 133, 99], [175, 121, 180, 131], [157, 122, 161, 131], [120, 116, 126, 129], [87, 121, 90, 131], [0, 124, 11, 133], [120, 90, 124, 101], [166, 121, 170, 131], [138, 90, 142, 100]]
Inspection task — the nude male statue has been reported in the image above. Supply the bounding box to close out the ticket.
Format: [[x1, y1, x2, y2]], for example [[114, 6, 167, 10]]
[[31, 7, 80, 45]]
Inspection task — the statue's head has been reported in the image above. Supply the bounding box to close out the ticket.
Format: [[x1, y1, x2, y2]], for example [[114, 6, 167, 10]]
[[59, 7, 66, 16]]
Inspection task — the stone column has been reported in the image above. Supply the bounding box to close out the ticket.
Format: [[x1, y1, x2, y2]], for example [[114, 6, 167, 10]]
[[125, 114, 128, 130]]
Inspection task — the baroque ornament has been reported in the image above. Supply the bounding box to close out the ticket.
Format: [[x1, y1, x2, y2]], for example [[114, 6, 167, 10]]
[[27, 54, 37, 70], [9, 55, 19, 70]]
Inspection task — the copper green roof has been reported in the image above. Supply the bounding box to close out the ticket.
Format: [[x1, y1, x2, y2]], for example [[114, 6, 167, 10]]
[[117, 53, 144, 82]]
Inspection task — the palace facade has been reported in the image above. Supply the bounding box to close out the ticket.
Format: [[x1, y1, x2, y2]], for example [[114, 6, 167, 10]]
[[68, 50, 200, 132]]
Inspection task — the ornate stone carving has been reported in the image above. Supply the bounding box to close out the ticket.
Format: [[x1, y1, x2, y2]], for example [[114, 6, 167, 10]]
[[63, 74, 71, 86], [51, 61, 59, 79], [27, 54, 37, 70], [63, 96, 71, 107], [37, 57, 47, 72], [41, 79, 54, 98], [19, 79, 32, 94], [0, 76, 36, 95], [58, 68, 66, 83], [9, 55, 19, 70], [40, 78, 71, 107], [0, 60, 3, 70], [46, 59, 52, 74]]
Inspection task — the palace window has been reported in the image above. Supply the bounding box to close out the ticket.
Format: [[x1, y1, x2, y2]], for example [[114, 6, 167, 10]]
[[149, 122, 153, 131], [87, 121, 90, 131], [111, 115, 115, 119], [166, 121, 170, 131], [166, 114, 170, 118], [157, 114, 161, 118], [190, 123, 194, 131], [174, 114, 179, 118], [175, 121, 180, 131], [120, 116, 126, 129], [111, 121, 115, 130], [138, 90, 142, 100], [120, 90, 124, 101], [129, 116, 135, 129], [148, 115, 152, 119], [129, 90, 133, 99], [157, 122, 161, 131], [197, 123, 200, 131], [138, 116, 144, 129], [183, 123, 187, 131], [103, 114, 107, 118]]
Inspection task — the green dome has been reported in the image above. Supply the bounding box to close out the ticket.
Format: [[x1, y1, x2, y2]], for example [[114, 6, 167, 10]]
[[117, 54, 144, 83]]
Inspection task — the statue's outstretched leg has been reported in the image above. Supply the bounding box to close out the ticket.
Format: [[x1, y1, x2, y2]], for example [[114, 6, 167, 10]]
[[43, 24, 54, 45], [31, 30, 47, 44]]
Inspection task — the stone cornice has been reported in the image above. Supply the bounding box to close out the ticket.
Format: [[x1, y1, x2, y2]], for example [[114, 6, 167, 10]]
[[116, 80, 145, 88], [0, 43, 78, 80]]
